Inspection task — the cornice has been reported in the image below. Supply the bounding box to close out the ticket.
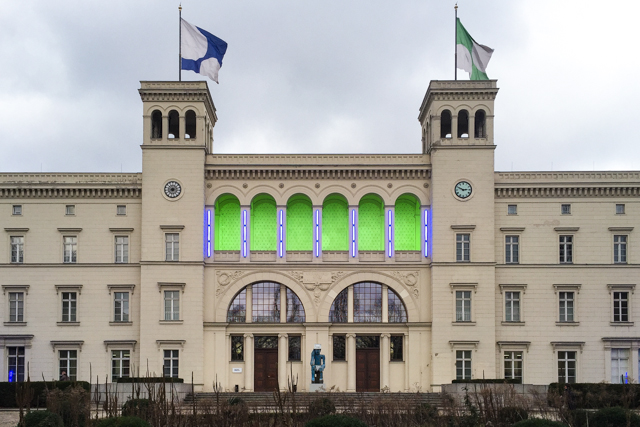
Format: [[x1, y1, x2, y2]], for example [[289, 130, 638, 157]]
[[0, 187, 141, 199], [205, 167, 430, 180], [495, 186, 640, 198], [139, 81, 217, 122], [0, 173, 142, 199]]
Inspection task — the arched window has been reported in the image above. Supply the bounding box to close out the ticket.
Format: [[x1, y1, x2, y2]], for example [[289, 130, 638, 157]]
[[214, 194, 240, 251], [227, 282, 306, 323], [440, 109, 452, 139], [168, 110, 179, 139], [251, 194, 277, 251], [151, 110, 162, 139], [458, 109, 469, 138], [322, 194, 349, 251], [358, 194, 384, 251], [474, 109, 486, 138], [395, 194, 421, 251], [287, 194, 312, 251], [185, 110, 197, 139], [328, 282, 408, 323]]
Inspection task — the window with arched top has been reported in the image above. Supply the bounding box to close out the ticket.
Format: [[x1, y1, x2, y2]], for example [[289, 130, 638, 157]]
[[251, 194, 277, 251], [214, 194, 240, 251], [226, 282, 306, 323], [329, 282, 408, 323], [475, 110, 486, 138], [395, 194, 421, 251], [322, 194, 349, 251], [168, 110, 179, 139], [440, 110, 452, 139], [359, 194, 384, 251], [458, 109, 469, 138], [185, 110, 197, 139], [287, 194, 313, 251], [151, 110, 162, 139]]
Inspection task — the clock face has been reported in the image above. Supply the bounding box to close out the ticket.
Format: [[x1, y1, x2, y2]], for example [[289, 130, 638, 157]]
[[454, 181, 472, 199], [164, 181, 182, 198]]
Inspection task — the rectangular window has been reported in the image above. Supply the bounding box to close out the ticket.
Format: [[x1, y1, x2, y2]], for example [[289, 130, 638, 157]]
[[231, 336, 244, 361], [333, 335, 346, 361], [390, 336, 403, 361], [613, 292, 629, 322], [115, 236, 129, 263], [559, 235, 573, 264], [505, 291, 521, 322], [61, 292, 77, 322], [456, 350, 472, 380], [7, 347, 25, 382], [111, 350, 130, 379], [165, 233, 179, 261], [10, 236, 24, 264], [614, 235, 627, 264], [164, 291, 180, 321], [288, 336, 301, 361], [59, 350, 77, 381], [163, 350, 179, 378], [63, 236, 77, 263], [559, 292, 574, 322], [558, 351, 576, 383], [456, 234, 470, 262], [456, 291, 472, 322], [12, 205, 22, 216], [114, 292, 129, 322], [117, 205, 127, 215], [505, 235, 519, 264], [616, 204, 625, 215], [561, 204, 571, 215], [507, 205, 517, 215], [65, 205, 75, 216], [611, 348, 629, 384], [9, 292, 24, 322], [504, 351, 523, 383]]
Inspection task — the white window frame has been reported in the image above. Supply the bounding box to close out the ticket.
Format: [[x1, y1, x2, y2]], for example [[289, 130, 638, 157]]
[[507, 204, 517, 215], [554, 284, 580, 325], [561, 204, 571, 215], [8, 292, 24, 323], [616, 204, 625, 215], [164, 290, 180, 321], [163, 349, 179, 378], [505, 291, 521, 322], [559, 235, 573, 264], [500, 284, 526, 325], [607, 284, 635, 324], [113, 292, 129, 322], [450, 283, 476, 324], [58, 349, 78, 381], [503, 350, 524, 383], [456, 290, 472, 322], [115, 236, 129, 264], [613, 235, 627, 264], [12, 205, 22, 216], [559, 291, 575, 322], [557, 350, 577, 384], [10, 236, 24, 264], [61, 291, 77, 323], [63, 236, 78, 264], [505, 235, 519, 264], [7, 346, 26, 382], [165, 233, 180, 262], [456, 233, 470, 262], [455, 350, 472, 380], [611, 348, 630, 384], [65, 205, 75, 216], [111, 349, 131, 380], [116, 205, 127, 216]]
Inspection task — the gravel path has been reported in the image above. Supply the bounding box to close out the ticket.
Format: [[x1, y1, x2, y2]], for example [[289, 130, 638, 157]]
[[0, 410, 19, 427]]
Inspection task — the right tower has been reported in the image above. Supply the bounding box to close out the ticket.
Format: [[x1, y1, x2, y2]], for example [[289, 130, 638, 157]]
[[418, 81, 500, 386]]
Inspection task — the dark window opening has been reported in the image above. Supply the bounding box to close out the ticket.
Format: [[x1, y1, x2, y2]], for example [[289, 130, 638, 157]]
[[440, 110, 452, 139], [458, 110, 469, 138], [356, 336, 380, 349], [390, 336, 403, 361], [185, 110, 196, 139], [333, 335, 346, 361], [329, 288, 348, 323], [288, 336, 301, 361], [254, 336, 278, 349], [475, 110, 486, 138], [168, 110, 179, 139], [151, 110, 162, 139], [231, 336, 244, 361]]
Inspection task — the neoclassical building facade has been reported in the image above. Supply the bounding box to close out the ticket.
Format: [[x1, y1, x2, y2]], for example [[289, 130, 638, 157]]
[[1, 80, 638, 392]]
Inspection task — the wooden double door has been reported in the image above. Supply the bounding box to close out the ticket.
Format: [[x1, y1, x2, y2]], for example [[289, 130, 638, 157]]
[[254, 336, 278, 392], [356, 337, 380, 392]]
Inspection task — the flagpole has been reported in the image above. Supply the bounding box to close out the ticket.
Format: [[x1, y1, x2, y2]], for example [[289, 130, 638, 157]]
[[454, 3, 458, 80], [179, 4, 182, 81]]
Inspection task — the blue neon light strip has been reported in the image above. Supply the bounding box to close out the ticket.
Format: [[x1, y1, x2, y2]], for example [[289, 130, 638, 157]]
[[351, 209, 357, 257], [314, 209, 320, 257], [278, 209, 284, 258], [387, 209, 393, 258], [242, 210, 247, 258], [207, 209, 212, 258], [423, 209, 428, 257]]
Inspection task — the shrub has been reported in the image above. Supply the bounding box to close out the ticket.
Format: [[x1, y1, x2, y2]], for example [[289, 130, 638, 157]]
[[308, 397, 336, 417], [414, 403, 438, 424], [96, 416, 151, 427], [228, 396, 245, 406], [121, 399, 151, 419], [589, 406, 640, 427], [547, 383, 640, 409], [24, 410, 63, 427], [45, 385, 91, 427], [498, 406, 528, 424], [0, 381, 91, 408], [114, 377, 183, 383], [452, 378, 521, 384], [305, 414, 368, 427], [512, 419, 567, 427]]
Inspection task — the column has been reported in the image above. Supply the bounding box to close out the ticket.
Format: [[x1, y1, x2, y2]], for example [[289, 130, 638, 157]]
[[347, 286, 354, 323], [278, 333, 288, 390], [452, 115, 459, 140], [162, 115, 169, 142], [313, 205, 322, 263], [421, 207, 429, 258], [347, 333, 356, 392], [469, 114, 476, 139], [381, 333, 390, 389], [246, 285, 253, 323], [404, 333, 410, 391], [240, 206, 250, 262], [244, 333, 254, 391], [349, 205, 358, 262], [280, 285, 287, 323], [277, 205, 286, 262], [381, 285, 388, 323], [179, 116, 186, 139]]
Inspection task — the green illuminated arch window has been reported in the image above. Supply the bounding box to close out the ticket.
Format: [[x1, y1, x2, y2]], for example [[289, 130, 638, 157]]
[[322, 194, 348, 251], [214, 194, 240, 251], [287, 194, 312, 251], [395, 194, 421, 251], [359, 194, 384, 251], [251, 194, 276, 251]]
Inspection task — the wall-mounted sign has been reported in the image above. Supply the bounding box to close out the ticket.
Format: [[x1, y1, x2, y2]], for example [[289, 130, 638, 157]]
[[232, 368, 242, 373]]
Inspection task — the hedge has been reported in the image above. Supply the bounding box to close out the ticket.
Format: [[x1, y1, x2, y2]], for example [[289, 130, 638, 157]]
[[114, 377, 184, 383], [452, 378, 521, 384], [0, 381, 91, 408], [548, 383, 640, 409]]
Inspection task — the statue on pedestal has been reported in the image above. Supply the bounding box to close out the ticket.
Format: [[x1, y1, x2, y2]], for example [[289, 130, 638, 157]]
[[310, 344, 325, 384]]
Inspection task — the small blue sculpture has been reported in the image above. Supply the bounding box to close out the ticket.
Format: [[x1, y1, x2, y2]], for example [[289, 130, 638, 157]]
[[310, 344, 325, 384]]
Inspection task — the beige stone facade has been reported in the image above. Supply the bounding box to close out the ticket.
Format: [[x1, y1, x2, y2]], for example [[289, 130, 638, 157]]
[[1, 80, 638, 392]]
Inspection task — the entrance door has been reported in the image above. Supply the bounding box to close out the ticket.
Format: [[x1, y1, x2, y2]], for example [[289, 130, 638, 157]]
[[356, 336, 380, 392], [254, 336, 278, 392]]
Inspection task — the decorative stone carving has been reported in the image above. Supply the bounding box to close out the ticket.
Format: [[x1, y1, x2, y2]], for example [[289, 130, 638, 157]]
[[216, 270, 245, 296], [391, 271, 419, 287], [289, 271, 349, 305]]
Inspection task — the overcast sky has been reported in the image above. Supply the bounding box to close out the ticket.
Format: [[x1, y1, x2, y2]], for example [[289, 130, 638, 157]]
[[1, 1, 638, 173]]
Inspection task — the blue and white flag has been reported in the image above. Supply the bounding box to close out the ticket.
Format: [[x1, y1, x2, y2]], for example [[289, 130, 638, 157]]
[[181, 19, 228, 83]]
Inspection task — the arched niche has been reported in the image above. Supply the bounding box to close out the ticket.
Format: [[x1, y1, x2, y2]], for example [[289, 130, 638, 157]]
[[286, 194, 312, 251], [322, 193, 349, 251], [358, 194, 384, 251], [250, 194, 277, 251], [214, 194, 240, 251], [395, 193, 421, 251]]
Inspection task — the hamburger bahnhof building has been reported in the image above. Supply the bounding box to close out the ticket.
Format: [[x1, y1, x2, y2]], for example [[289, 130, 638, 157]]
[[1, 80, 639, 392]]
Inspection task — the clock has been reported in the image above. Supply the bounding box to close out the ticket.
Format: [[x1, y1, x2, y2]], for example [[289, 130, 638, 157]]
[[164, 181, 182, 198], [454, 181, 472, 199]]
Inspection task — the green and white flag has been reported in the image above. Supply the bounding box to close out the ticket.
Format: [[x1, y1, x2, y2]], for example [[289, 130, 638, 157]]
[[456, 18, 494, 80]]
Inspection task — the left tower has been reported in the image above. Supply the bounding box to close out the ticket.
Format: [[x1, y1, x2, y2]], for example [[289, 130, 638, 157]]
[[138, 81, 216, 386]]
